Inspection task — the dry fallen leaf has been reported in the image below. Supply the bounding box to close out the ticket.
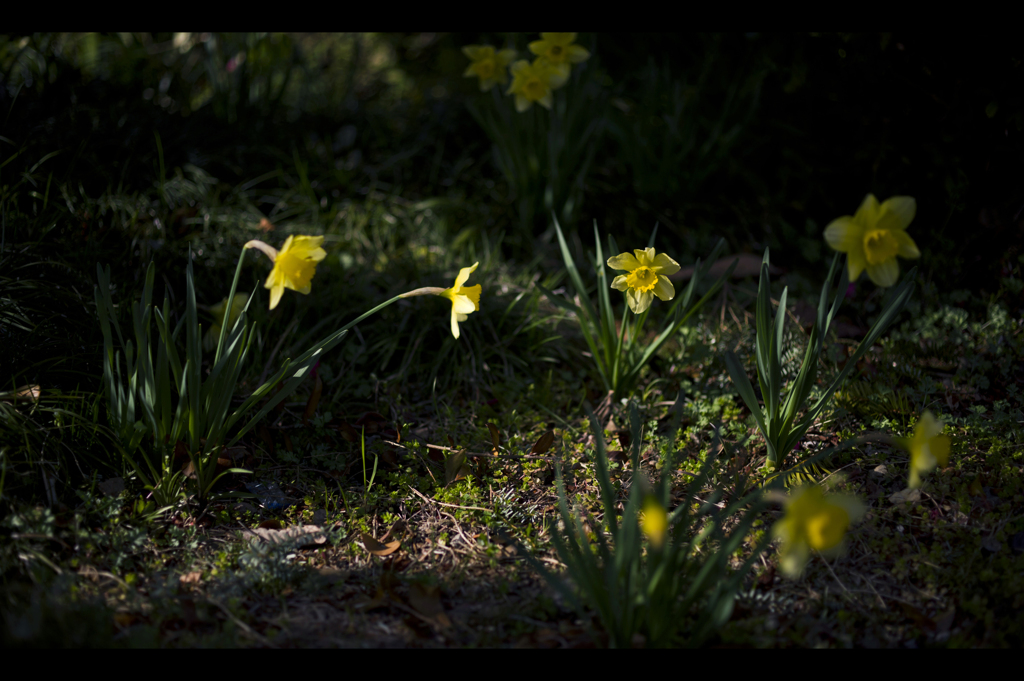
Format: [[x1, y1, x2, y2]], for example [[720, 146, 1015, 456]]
[[0, 384, 40, 403], [889, 488, 922, 505], [408, 582, 452, 630], [360, 532, 401, 557], [445, 451, 471, 485], [246, 525, 327, 548], [531, 431, 555, 455]]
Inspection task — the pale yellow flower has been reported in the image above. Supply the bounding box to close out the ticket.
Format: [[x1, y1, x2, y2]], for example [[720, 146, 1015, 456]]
[[439, 262, 481, 339], [607, 247, 680, 314], [640, 495, 668, 550], [245, 235, 327, 310], [903, 411, 951, 489], [823, 194, 920, 287], [462, 45, 517, 92], [506, 59, 564, 112], [772, 485, 865, 579], [203, 293, 248, 351], [528, 33, 590, 75]]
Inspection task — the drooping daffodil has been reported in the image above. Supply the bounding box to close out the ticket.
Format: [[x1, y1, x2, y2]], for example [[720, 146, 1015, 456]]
[[772, 485, 865, 579], [462, 44, 517, 92], [439, 262, 481, 339], [506, 59, 565, 112], [398, 262, 482, 340], [203, 293, 248, 351], [902, 411, 951, 489], [527, 32, 590, 81], [607, 247, 680, 314], [245, 235, 327, 310], [823, 194, 920, 287]]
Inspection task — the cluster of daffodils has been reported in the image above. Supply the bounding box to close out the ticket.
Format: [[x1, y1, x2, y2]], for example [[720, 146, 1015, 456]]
[[463, 33, 591, 112], [240, 235, 479, 339], [772, 411, 951, 578]]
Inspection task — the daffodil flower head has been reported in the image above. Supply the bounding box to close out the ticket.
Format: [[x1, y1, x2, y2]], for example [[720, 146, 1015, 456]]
[[772, 485, 865, 579], [607, 247, 680, 314], [245, 235, 327, 310], [438, 262, 481, 339], [528, 33, 591, 69], [462, 44, 517, 92], [903, 411, 951, 489], [506, 59, 564, 112], [203, 293, 248, 351], [823, 194, 920, 287], [640, 494, 668, 550]]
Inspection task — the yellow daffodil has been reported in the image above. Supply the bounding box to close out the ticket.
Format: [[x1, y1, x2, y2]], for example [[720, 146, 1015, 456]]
[[607, 247, 680, 314], [245, 235, 327, 310], [396, 263, 482, 339], [203, 293, 248, 351], [439, 262, 481, 339], [640, 495, 668, 550], [772, 485, 865, 579], [902, 411, 951, 489], [506, 59, 564, 112], [528, 33, 590, 82], [462, 45, 517, 92], [823, 194, 920, 287]]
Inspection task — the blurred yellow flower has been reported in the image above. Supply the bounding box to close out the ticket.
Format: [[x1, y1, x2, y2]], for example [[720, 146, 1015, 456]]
[[245, 235, 327, 310], [824, 194, 920, 287], [640, 495, 668, 550], [607, 247, 680, 314], [772, 485, 864, 579], [462, 44, 517, 92], [904, 411, 951, 489], [528, 33, 590, 80], [506, 59, 564, 112], [203, 293, 248, 351], [439, 262, 481, 339]]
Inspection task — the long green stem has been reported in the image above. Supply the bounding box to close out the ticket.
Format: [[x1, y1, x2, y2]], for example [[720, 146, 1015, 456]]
[[214, 249, 248, 366]]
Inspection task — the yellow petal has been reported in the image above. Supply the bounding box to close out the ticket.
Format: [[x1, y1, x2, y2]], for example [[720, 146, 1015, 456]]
[[452, 294, 476, 315], [877, 196, 916, 233], [607, 252, 641, 271], [627, 289, 653, 314], [610, 274, 629, 291], [866, 259, 899, 287], [847, 249, 867, 282], [634, 248, 656, 266], [453, 262, 479, 289], [538, 91, 553, 110], [450, 309, 461, 339], [514, 94, 530, 112], [918, 411, 944, 438], [893, 229, 921, 259], [653, 275, 675, 301], [823, 216, 861, 253], [268, 283, 284, 310], [567, 44, 591, 63], [651, 252, 680, 275], [853, 194, 880, 226]]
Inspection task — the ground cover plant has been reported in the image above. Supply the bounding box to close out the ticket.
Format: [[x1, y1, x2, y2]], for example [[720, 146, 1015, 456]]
[[2, 32, 1024, 648]]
